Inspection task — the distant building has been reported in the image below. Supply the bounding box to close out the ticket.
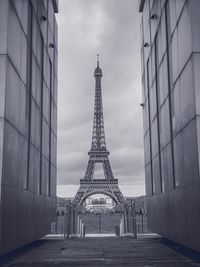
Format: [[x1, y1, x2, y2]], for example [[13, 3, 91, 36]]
[[56, 197, 74, 214], [126, 196, 148, 233], [84, 197, 115, 211], [0, 0, 58, 255], [139, 0, 200, 251], [126, 196, 147, 213]]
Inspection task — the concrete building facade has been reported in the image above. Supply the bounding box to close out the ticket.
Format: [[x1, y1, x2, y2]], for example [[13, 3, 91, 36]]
[[139, 0, 200, 251], [0, 0, 58, 255]]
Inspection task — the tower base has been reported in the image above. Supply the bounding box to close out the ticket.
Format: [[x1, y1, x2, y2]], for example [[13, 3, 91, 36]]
[[73, 179, 124, 206]]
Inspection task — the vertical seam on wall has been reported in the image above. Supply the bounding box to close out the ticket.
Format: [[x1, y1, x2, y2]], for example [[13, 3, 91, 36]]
[[147, 59, 154, 196], [26, 1, 33, 191], [48, 60, 52, 197], [154, 35, 163, 193], [165, 3, 176, 189], [39, 41, 44, 195]]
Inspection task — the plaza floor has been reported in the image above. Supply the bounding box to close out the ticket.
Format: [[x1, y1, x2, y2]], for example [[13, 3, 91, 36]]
[[1, 236, 200, 267]]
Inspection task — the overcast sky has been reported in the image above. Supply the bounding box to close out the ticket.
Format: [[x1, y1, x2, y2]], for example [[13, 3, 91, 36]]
[[56, 0, 145, 198]]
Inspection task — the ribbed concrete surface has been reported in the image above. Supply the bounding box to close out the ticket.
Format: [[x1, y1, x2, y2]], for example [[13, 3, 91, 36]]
[[1, 236, 200, 267]]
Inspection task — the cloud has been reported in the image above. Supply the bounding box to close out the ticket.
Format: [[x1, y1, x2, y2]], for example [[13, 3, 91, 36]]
[[56, 0, 145, 197]]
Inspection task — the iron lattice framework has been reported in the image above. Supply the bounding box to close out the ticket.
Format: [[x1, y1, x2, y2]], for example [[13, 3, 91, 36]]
[[74, 56, 124, 206]]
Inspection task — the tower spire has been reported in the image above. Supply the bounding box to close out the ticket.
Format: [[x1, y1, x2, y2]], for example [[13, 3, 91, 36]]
[[97, 54, 99, 67], [92, 53, 105, 151]]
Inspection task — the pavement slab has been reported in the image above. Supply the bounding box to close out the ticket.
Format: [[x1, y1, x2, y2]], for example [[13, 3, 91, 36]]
[[0, 236, 200, 267]]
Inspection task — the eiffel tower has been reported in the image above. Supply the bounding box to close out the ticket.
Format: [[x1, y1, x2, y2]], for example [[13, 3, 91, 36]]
[[73, 55, 124, 206]]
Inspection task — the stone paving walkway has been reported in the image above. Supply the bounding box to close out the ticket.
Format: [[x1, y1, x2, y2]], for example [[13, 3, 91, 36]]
[[1, 236, 200, 267]]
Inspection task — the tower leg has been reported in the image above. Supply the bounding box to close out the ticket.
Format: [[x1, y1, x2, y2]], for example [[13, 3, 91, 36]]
[[84, 156, 95, 180]]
